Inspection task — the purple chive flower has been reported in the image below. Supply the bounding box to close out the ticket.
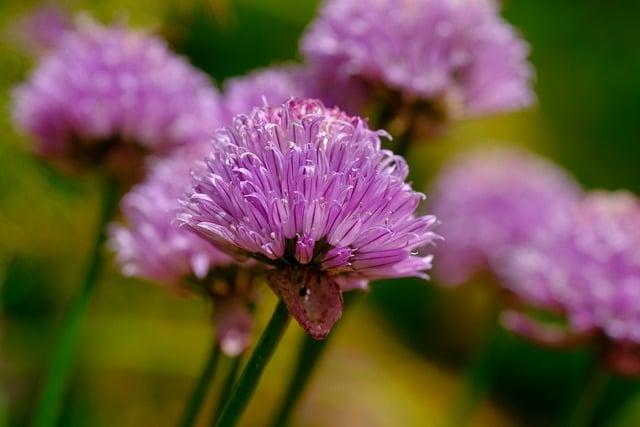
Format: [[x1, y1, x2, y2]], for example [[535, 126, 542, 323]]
[[12, 16, 223, 176], [301, 0, 534, 117], [12, 5, 72, 55], [430, 147, 581, 286], [179, 98, 439, 339], [223, 65, 307, 117], [500, 192, 640, 374], [109, 146, 255, 356]]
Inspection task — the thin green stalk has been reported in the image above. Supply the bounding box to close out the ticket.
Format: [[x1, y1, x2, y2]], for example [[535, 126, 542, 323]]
[[212, 355, 244, 424], [33, 177, 119, 427], [268, 292, 359, 427], [448, 314, 504, 427], [180, 341, 222, 427], [214, 299, 291, 427], [269, 336, 325, 427], [394, 122, 415, 160], [566, 362, 610, 427]]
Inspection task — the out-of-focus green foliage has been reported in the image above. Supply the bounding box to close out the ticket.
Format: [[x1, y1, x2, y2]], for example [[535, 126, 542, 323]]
[[1, 0, 640, 426]]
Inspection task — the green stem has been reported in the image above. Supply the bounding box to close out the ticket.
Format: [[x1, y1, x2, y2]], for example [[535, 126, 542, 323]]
[[394, 123, 414, 159], [270, 337, 325, 427], [212, 355, 244, 424], [566, 362, 610, 427], [448, 314, 504, 427], [180, 341, 222, 427], [32, 177, 119, 427], [214, 299, 291, 427], [268, 292, 359, 427]]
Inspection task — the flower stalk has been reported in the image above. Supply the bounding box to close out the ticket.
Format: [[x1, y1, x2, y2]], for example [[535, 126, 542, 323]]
[[214, 299, 291, 427], [212, 355, 245, 425], [33, 176, 119, 427], [180, 341, 222, 427], [566, 359, 610, 427], [448, 309, 505, 427], [268, 292, 359, 427]]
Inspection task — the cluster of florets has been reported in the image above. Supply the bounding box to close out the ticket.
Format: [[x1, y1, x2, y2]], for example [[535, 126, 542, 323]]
[[179, 98, 439, 338], [499, 192, 640, 374], [301, 0, 534, 117], [430, 147, 581, 286], [109, 144, 255, 356], [12, 17, 223, 176]]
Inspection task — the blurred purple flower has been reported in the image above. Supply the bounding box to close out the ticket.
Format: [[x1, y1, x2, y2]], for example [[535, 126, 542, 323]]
[[501, 192, 640, 374], [430, 147, 581, 287], [301, 0, 534, 117], [12, 5, 71, 55], [178, 98, 439, 339], [109, 145, 255, 356], [223, 65, 307, 117], [12, 16, 224, 176], [562, 192, 640, 341]]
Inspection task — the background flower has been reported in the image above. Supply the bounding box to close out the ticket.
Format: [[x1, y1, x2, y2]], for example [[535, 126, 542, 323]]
[[301, 0, 534, 117], [12, 16, 224, 174], [430, 147, 581, 286], [109, 146, 232, 287], [109, 144, 255, 356], [561, 192, 640, 342], [223, 65, 307, 117], [500, 191, 640, 374]]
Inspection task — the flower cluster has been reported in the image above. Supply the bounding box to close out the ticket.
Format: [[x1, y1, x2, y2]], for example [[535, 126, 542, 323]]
[[500, 192, 640, 373], [223, 66, 307, 117], [301, 0, 534, 117], [12, 16, 223, 175], [109, 145, 255, 356], [561, 193, 640, 342], [430, 147, 581, 287], [109, 146, 232, 287], [179, 98, 439, 338]]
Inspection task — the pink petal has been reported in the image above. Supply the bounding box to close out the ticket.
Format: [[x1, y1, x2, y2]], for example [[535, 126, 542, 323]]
[[334, 275, 369, 291]]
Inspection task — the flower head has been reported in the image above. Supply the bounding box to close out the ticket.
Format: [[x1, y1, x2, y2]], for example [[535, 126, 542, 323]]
[[430, 147, 581, 286], [223, 66, 307, 117], [109, 145, 254, 356], [179, 98, 439, 339], [301, 0, 534, 117], [562, 192, 640, 341], [12, 16, 223, 176], [500, 192, 640, 374]]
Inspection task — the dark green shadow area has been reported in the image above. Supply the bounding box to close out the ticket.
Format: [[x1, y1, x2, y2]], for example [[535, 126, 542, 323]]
[[168, 0, 319, 82]]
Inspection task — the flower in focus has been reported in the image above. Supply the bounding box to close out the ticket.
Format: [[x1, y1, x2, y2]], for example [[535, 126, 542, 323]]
[[501, 191, 640, 375], [179, 98, 439, 339], [109, 145, 256, 356], [12, 16, 224, 180], [223, 65, 307, 117], [430, 147, 581, 287], [301, 0, 534, 120]]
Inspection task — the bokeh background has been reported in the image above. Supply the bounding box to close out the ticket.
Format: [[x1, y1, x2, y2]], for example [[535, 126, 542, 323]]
[[1, 1, 640, 426]]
